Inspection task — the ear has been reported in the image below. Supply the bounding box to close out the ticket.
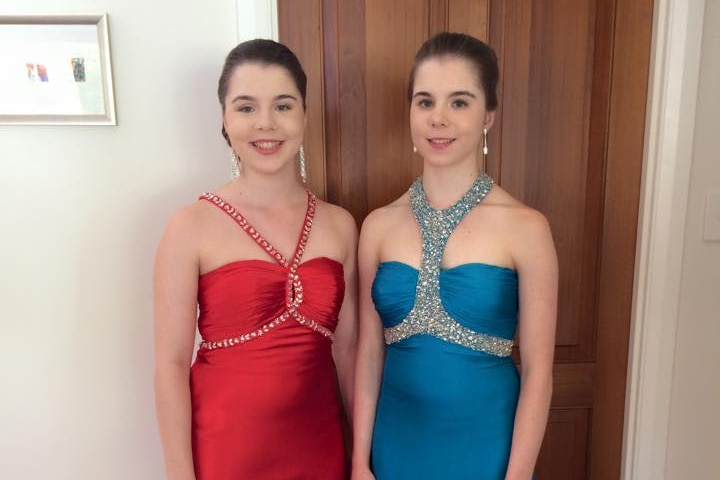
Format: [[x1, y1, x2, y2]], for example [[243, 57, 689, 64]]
[[484, 110, 496, 130], [221, 110, 228, 132]]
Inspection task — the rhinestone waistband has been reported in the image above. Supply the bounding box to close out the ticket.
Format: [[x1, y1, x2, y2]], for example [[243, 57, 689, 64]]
[[199, 310, 334, 351], [384, 311, 514, 357]]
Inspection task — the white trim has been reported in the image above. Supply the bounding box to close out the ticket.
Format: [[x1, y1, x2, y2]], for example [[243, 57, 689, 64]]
[[235, 0, 278, 43], [622, 0, 707, 479]]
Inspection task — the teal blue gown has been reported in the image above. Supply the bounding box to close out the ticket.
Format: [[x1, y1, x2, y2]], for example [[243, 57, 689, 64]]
[[370, 174, 523, 480]]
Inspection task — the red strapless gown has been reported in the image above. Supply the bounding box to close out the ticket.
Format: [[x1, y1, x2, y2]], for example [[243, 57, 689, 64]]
[[190, 191, 346, 480]]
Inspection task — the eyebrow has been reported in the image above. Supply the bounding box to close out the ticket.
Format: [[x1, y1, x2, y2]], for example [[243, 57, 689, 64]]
[[411, 90, 477, 99], [450, 90, 477, 99], [230, 93, 299, 103]]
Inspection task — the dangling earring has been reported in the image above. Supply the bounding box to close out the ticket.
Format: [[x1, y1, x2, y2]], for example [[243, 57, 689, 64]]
[[482, 127, 489, 172], [230, 151, 241, 180], [298, 145, 307, 184]]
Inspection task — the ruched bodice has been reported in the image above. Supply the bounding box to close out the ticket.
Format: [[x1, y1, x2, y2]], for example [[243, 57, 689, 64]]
[[198, 257, 344, 345], [372, 261, 518, 340]]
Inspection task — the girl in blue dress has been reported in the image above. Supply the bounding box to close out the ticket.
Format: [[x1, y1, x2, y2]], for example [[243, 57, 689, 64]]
[[352, 32, 558, 480]]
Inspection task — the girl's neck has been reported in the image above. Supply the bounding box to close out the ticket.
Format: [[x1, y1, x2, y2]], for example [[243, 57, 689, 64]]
[[420, 162, 483, 210], [230, 169, 306, 209]]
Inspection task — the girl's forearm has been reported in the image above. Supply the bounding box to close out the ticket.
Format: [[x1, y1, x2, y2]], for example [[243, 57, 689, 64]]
[[504, 368, 553, 480], [155, 362, 196, 480]]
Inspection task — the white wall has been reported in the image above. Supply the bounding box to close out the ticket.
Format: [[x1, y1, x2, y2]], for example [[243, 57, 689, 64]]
[[665, 0, 720, 477], [0, 1, 243, 478]]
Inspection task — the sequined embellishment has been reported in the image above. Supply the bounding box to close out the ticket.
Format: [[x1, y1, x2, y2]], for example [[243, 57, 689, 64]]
[[197, 191, 334, 351], [383, 173, 514, 357]]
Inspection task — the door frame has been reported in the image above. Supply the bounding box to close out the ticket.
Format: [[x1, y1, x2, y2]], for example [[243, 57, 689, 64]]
[[623, 0, 707, 479], [234, 0, 278, 42]]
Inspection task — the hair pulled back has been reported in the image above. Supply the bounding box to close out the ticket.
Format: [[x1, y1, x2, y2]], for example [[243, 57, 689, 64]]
[[408, 32, 499, 111]]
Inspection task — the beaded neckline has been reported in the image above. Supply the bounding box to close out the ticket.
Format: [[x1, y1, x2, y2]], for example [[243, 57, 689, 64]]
[[383, 172, 515, 357], [409, 171, 495, 293], [410, 172, 494, 215], [196, 190, 335, 350], [408, 172, 495, 272]]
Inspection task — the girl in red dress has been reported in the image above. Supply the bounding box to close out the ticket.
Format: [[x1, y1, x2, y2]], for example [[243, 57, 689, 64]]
[[154, 39, 357, 480]]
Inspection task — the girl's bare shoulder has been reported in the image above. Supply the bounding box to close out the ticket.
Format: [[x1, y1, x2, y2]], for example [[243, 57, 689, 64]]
[[481, 186, 554, 261]]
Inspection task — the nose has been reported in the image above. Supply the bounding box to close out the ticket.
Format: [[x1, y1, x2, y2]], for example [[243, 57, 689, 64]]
[[429, 105, 447, 128], [254, 108, 276, 130]]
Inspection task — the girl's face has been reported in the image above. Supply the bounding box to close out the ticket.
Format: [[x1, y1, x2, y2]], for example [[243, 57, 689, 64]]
[[222, 63, 306, 178], [410, 55, 494, 168]]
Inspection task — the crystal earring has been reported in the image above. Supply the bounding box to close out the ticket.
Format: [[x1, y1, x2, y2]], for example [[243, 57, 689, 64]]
[[482, 127, 489, 156], [298, 145, 307, 184], [413, 145, 418, 153], [230, 151, 241, 180]]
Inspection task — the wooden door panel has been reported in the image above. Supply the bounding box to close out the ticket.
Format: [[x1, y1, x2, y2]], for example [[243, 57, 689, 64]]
[[279, 0, 653, 477], [491, 0, 601, 360], [322, 0, 369, 221], [277, 0, 327, 198], [553, 363, 594, 408], [448, 0, 490, 40], [590, 0, 654, 475], [365, 0, 428, 211], [537, 409, 591, 480]]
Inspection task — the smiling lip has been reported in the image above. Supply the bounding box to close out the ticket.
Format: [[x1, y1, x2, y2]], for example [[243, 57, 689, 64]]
[[250, 140, 284, 155], [427, 137, 455, 150]]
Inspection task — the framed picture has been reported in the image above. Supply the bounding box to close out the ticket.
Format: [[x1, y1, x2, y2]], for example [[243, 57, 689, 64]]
[[0, 14, 116, 125]]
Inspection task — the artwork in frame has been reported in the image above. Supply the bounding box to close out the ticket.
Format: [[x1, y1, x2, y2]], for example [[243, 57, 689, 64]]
[[0, 14, 116, 125]]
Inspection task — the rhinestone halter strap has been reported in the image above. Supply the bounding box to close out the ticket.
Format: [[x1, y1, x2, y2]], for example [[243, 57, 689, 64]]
[[197, 191, 334, 351], [383, 173, 514, 357]]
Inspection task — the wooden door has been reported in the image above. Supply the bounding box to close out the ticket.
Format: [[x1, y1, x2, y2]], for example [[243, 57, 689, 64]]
[[279, 0, 654, 478]]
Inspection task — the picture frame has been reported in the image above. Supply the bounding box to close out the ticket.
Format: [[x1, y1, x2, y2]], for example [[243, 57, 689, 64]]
[[0, 14, 117, 125]]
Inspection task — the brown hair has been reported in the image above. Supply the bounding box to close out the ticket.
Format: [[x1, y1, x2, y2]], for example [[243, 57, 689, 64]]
[[408, 32, 499, 111]]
